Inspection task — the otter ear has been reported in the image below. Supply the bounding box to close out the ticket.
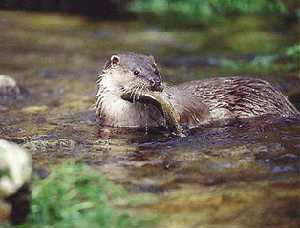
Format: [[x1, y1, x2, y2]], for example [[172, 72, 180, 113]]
[[111, 55, 120, 65], [103, 55, 120, 71]]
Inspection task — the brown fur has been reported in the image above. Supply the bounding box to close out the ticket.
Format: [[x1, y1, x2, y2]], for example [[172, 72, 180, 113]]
[[96, 53, 299, 128], [172, 77, 299, 120]]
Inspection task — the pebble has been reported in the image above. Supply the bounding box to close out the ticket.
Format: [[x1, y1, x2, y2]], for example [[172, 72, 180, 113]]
[[0, 75, 20, 97]]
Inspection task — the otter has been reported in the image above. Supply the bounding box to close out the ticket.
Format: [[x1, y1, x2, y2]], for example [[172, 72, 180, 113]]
[[95, 53, 299, 130]]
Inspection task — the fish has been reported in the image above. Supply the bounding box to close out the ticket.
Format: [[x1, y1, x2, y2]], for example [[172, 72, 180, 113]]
[[121, 90, 186, 137]]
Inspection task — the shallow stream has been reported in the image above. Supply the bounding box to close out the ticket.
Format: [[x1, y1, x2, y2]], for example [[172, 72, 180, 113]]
[[0, 11, 299, 227]]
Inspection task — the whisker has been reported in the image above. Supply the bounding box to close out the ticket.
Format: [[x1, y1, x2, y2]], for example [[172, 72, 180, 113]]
[[138, 83, 146, 100], [130, 86, 136, 101], [130, 85, 137, 100], [96, 77, 102, 84], [124, 86, 131, 94], [136, 85, 142, 101], [133, 86, 140, 103], [133, 88, 138, 102], [137, 86, 141, 101]]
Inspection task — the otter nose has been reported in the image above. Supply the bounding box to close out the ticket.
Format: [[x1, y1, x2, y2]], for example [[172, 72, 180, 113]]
[[150, 78, 163, 91]]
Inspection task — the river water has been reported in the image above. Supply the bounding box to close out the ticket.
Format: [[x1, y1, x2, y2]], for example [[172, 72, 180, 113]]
[[0, 11, 299, 227]]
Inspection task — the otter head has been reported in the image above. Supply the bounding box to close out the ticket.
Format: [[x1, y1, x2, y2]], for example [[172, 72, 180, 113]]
[[99, 53, 163, 101]]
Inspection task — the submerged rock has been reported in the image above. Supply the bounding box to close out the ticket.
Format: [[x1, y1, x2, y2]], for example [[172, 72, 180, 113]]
[[0, 139, 31, 225], [0, 75, 21, 97]]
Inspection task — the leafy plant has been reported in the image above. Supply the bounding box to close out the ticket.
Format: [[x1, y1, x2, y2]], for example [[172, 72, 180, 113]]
[[22, 163, 156, 228], [220, 44, 300, 74], [129, 0, 287, 23]]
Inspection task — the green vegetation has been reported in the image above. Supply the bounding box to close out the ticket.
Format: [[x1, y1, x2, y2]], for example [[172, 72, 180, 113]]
[[129, 0, 299, 76], [21, 163, 156, 228], [130, 0, 288, 24], [220, 43, 300, 74]]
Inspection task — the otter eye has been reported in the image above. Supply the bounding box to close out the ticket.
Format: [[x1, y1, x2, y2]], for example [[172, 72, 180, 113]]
[[134, 70, 140, 76]]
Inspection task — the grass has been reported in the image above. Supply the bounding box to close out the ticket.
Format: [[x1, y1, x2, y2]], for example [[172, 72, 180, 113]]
[[20, 163, 156, 228]]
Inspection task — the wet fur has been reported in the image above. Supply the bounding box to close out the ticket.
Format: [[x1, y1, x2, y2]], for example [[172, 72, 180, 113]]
[[96, 66, 163, 127], [96, 53, 299, 128], [171, 77, 299, 120]]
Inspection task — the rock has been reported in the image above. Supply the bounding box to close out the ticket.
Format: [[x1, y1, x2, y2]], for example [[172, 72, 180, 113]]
[[0, 139, 31, 225], [0, 75, 21, 97], [0, 139, 31, 196]]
